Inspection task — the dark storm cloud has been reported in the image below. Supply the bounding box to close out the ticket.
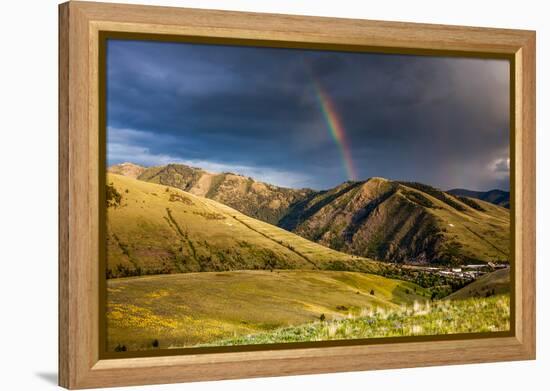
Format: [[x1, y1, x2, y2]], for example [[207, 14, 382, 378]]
[[107, 39, 510, 190]]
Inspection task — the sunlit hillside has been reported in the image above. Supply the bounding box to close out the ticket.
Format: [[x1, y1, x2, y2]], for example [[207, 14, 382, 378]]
[[106, 174, 381, 278]]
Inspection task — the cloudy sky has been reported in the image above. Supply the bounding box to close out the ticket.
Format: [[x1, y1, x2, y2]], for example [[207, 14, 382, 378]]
[[106, 39, 510, 191]]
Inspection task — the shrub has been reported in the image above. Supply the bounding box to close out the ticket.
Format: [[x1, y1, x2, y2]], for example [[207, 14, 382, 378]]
[[169, 193, 193, 205], [106, 183, 122, 208], [114, 344, 127, 352], [152, 339, 159, 348]]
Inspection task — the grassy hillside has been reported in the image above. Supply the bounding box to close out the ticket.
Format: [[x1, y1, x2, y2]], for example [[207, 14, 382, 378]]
[[107, 270, 430, 351], [132, 163, 313, 225], [446, 268, 510, 300], [106, 174, 381, 278], [205, 294, 510, 346], [281, 178, 510, 265]]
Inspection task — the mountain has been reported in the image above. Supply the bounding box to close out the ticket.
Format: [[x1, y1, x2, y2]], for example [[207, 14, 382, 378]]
[[108, 162, 145, 179], [106, 173, 381, 278], [446, 268, 510, 300], [279, 178, 510, 265], [127, 163, 314, 225], [447, 188, 510, 209], [109, 163, 510, 266]]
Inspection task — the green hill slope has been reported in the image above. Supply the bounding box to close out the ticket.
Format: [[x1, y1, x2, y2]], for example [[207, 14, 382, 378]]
[[107, 270, 430, 350], [280, 178, 510, 265], [106, 174, 380, 278], [446, 268, 510, 300]]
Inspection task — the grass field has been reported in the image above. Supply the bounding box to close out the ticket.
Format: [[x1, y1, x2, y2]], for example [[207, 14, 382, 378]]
[[204, 294, 510, 346], [107, 270, 430, 351]]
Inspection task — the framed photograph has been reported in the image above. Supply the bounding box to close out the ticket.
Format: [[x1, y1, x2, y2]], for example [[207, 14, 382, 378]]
[[59, 1, 536, 389]]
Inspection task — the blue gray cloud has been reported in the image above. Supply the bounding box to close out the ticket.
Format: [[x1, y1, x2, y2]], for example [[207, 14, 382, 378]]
[[107, 39, 510, 191]]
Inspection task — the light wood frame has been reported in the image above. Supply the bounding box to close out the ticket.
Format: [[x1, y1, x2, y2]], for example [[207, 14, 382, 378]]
[[59, 1, 536, 389]]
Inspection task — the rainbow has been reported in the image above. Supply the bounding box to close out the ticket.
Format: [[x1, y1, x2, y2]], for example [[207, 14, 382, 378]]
[[310, 78, 358, 181]]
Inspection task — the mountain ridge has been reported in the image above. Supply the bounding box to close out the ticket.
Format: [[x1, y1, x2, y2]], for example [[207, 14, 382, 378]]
[[108, 162, 145, 179], [281, 177, 509, 265], [133, 163, 314, 225], [447, 188, 510, 209], [109, 163, 510, 265]]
